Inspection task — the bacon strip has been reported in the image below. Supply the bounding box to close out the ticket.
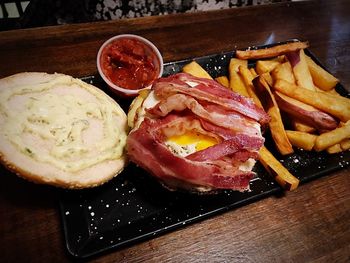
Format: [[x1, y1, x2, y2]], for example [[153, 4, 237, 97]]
[[186, 134, 263, 162], [199, 119, 239, 140], [148, 93, 261, 137], [127, 118, 254, 190], [153, 73, 270, 125], [231, 150, 259, 163], [159, 114, 222, 142], [127, 73, 269, 191]]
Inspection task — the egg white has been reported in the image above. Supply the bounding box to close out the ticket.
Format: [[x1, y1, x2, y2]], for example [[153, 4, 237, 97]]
[[165, 141, 197, 157]]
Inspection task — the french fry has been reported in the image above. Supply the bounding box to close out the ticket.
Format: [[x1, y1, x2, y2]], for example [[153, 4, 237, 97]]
[[256, 60, 280, 75], [275, 55, 286, 63], [327, 138, 350, 153], [182, 61, 212, 79], [238, 66, 263, 108], [274, 79, 350, 122], [253, 76, 294, 155], [293, 121, 316, 133], [229, 58, 249, 97], [282, 72, 317, 134], [271, 61, 295, 84], [305, 55, 339, 91], [239, 67, 298, 190], [323, 88, 341, 96], [340, 139, 350, 151], [261, 72, 274, 87], [286, 49, 315, 90], [242, 69, 298, 190], [250, 68, 258, 77], [274, 91, 338, 131], [314, 86, 342, 99], [259, 146, 299, 190], [339, 122, 346, 127], [286, 130, 317, 151], [314, 121, 350, 151], [215, 76, 229, 88], [236, 41, 309, 60], [326, 144, 342, 154]]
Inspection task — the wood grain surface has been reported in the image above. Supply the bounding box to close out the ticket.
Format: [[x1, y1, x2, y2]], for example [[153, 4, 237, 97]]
[[0, 0, 350, 262]]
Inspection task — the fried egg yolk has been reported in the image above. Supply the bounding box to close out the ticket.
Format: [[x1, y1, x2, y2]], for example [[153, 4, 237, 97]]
[[130, 90, 218, 157], [165, 131, 218, 157]]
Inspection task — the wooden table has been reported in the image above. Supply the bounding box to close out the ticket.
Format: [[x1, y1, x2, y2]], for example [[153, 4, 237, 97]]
[[1, 0, 349, 262]]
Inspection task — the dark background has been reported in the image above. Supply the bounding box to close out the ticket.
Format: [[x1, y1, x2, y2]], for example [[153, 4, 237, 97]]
[[0, 0, 290, 31]]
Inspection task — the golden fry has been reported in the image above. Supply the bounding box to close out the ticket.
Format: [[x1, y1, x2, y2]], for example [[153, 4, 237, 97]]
[[182, 61, 212, 79], [273, 80, 315, 135], [286, 130, 317, 151], [314, 121, 350, 151], [215, 76, 229, 88], [229, 58, 249, 97], [275, 55, 286, 63], [305, 55, 339, 91], [274, 91, 338, 131], [274, 79, 350, 122], [238, 66, 263, 108], [236, 41, 309, 60], [261, 72, 274, 87], [340, 139, 350, 151], [259, 146, 299, 190], [256, 60, 280, 75], [250, 68, 258, 77], [253, 77, 294, 155], [293, 121, 316, 133], [324, 88, 341, 96], [271, 61, 295, 84], [314, 86, 341, 98], [289, 49, 315, 91], [326, 144, 342, 154], [229, 58, 247, 70]]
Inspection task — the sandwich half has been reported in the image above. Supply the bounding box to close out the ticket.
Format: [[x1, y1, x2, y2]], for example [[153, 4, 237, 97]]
[[0, 72, 128, 188], [127, 73, 269, 193]]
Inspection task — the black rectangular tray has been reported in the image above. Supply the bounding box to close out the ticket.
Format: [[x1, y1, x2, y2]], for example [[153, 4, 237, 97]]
[[59, 41, 350, 259]]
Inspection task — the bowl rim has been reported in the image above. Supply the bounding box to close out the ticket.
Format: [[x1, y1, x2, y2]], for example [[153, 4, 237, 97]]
[[97, 34, 164, 96]]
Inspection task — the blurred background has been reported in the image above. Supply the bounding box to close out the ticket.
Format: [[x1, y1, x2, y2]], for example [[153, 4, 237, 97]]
[[0, 0, 291, 31]]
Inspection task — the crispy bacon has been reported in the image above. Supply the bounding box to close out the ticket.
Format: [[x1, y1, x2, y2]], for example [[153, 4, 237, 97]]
[[231, 151, 260, 163], [159, 114, 222, 142], [199, 119, 239, 140], [127, 73, 269, 191], [186, 134, 263, 162], [148, 93, 261, 136], [127, 118, 255, 190], [153, 73, 270, 125]]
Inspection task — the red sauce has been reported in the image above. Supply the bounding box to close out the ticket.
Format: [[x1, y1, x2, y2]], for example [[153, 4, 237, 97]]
[[100, 38, 160, 90]]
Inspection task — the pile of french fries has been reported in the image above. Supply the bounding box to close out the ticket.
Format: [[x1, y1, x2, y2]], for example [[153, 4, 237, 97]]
[[181, 41, 350, 191]]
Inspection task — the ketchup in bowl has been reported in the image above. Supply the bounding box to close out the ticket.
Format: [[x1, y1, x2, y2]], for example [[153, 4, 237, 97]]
[[97, 34, 163, 97]]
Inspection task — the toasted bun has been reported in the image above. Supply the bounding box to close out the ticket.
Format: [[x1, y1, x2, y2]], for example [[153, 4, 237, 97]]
[[0, 72, 128, 188]]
